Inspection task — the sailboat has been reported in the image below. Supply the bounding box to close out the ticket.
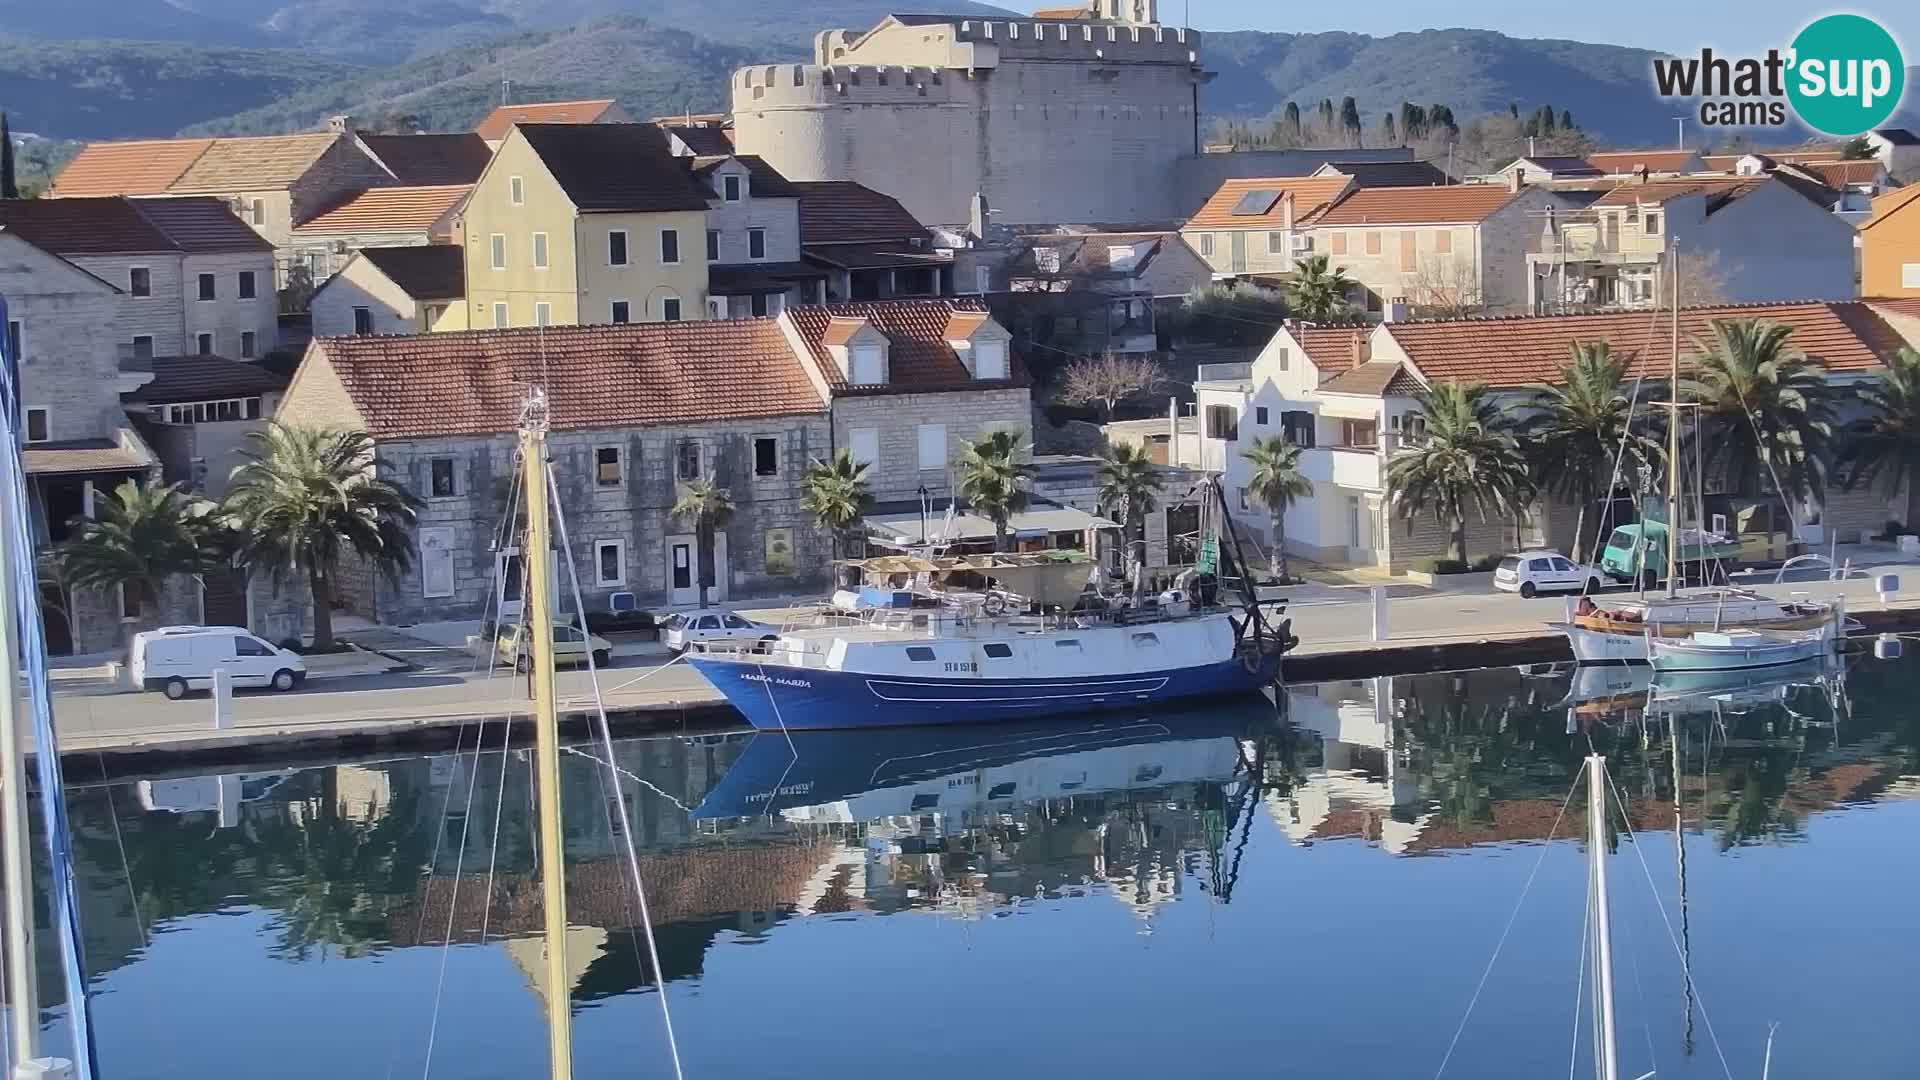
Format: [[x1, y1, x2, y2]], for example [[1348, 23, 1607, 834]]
[[1550, 241, 1841, 665], [1, 297, 98, 1077]]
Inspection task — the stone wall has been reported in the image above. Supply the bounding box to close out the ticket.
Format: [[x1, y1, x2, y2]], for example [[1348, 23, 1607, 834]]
[[832, 387, 1032, 502], [70, 253, 185, 355], [182, 251, 281, 357], [366, 414, 833, 624], [310, 258, 422, 338], [733, 19, 1204, 227]]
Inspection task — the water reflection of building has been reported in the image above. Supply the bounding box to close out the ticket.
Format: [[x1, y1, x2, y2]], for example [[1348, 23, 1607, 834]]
[[1271, 677, 1430, 853]]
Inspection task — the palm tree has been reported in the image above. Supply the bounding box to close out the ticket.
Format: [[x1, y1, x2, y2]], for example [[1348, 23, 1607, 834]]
[[57, 480, 212, 630], [1286, 254, 1356, 322], [1385, 382, 1534, 564], [671, 479, 735, 608], [956, 429, 1035, 551], [1096, 442, 1159, 597], [226, 424, 423, 651], [1241, 436, 1314, 581], [801, 449, 872, 565], [1682, 319, 1835, 503], [1841, 347, 1920, 530], [1522, 341, 1663, 561]]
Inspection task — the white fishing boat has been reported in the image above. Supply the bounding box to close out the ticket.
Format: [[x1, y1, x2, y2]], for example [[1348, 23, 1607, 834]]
[[1648, 625, 1833, 672]]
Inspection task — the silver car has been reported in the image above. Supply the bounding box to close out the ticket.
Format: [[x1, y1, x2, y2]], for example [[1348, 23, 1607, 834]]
[[661, 610, 778, 655]]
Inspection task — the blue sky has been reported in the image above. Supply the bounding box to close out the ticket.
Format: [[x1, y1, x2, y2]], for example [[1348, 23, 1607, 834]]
[[1163, 2, 1918, 58]]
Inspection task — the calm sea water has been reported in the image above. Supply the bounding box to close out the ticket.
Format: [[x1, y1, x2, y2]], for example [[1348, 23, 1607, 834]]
[[32, 655, 1920, 1078]]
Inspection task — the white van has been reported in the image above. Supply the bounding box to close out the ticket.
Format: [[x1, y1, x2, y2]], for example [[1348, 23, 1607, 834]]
[[129, 627, 308, 699]]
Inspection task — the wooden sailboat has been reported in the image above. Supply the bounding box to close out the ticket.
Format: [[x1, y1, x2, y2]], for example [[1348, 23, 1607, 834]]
[[516, 391, 576, 1078], [1553, 241, 1840, 664]]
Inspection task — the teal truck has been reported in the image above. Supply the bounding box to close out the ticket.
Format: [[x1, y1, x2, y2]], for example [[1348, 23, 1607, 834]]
[[1598, 520, 1743, 584]]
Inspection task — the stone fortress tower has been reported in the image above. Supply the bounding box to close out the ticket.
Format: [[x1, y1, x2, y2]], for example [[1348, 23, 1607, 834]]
[[730, 1, 1209, 228]]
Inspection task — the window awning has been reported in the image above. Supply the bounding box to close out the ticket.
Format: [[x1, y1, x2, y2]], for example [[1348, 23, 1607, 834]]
[[22, 434, 157, 477]]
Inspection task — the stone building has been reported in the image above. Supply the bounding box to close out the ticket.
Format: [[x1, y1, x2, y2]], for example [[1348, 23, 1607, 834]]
[[129, 354, 289, 498], [692, 154, 827, 317], [310, 245, 467, 337], [276, 318, 835, 621], [290, 184, 469, 286], [1182, 176, 1352, 279], [47, 128, 396, 296], [793, 180, 954, 300], [0, 196, 278, 360], [732, 3, 1209, 228]]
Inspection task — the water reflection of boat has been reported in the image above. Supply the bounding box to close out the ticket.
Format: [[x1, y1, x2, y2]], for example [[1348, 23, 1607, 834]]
[[692, 702, 1269, 822], [1648, 655, 1837, 708], [1553, 665, 1653, 713]]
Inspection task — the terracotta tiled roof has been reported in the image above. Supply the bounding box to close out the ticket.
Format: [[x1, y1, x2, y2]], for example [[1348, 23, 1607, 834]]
[[661, 124, 735, 156], [473, 98, 619, 141], [49, 138, 214, 197], [1318, 160, 1452, 188], [310, 319, 825, 440], [1591, 177, 1758, 208], [786, 298, 1020, 394], [0, 196, 175, 253], [1306, 185, 1527, 226], [138, 354, 288, 404], [1290, 325, 1373, 374], [356, 133, 491, 185], [515, 124, 709, 213], [128, 197, 273, 253], [689, 154, 798, 198], [354, 245, 465, 302], [1014, 231, 1182, 278], [294, 184, 469, 233], [1381, 301, 1908, 387], [1513, 155, 1601, 176], [1187, 177, 1351, 229], [1794, 160, 1887, 188], [1585, 150, 1701, 174], [1319, 360, 1423, 396], [169, 133, 340, 193], [792, 180, 929, 245], [1701, 150, 1840, 172]]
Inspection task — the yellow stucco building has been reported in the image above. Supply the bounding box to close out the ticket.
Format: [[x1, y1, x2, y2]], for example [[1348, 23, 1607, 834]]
[[462, 123, 711, 328]]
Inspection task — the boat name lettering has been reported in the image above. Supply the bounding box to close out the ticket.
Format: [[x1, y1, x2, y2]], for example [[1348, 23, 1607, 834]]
[[943, 661, 978, 673], [739, 673, 813, 688], [745, 781, 814, 803]]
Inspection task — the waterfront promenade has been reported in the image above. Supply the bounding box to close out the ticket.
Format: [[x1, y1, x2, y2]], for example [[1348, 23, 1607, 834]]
[[32, 559, 1920, 769]]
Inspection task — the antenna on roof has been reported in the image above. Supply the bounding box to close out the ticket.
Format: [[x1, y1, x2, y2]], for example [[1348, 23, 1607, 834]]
[[502, 78, 512, 108], [1673, 116, 1687, 150]]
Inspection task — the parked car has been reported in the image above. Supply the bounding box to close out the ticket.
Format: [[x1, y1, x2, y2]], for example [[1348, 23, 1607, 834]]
[[662, 610, 778, 655], [130, 626, 308, 699], [495, 622, 613, 672], [1493, 551, 1604, 598]]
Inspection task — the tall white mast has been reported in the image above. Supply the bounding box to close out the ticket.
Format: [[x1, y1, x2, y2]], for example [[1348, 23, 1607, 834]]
[[1587, 753, 1620, 1080]]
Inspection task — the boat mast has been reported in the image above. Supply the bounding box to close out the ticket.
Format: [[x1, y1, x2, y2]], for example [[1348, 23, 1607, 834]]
[[520, 393, 575, 1080], [0, 500, 41, 1070], [1587, 753, 1620, 1080], [1665, 238, 1681, 599]]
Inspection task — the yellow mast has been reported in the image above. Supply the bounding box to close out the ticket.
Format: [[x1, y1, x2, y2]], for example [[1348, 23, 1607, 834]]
[[520, 396, 574, 1079], [1666, 237, 1681, 598]]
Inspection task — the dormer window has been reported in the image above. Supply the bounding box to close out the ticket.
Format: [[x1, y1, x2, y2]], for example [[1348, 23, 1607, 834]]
[[974, 341, 1008, 380], [723, 174, 742, 202], [850, 345, 885, 385], [1107, 245, 1139, 272]]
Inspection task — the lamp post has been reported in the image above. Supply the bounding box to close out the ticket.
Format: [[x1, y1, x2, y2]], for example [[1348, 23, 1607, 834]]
[[918, 484, 931, 545]]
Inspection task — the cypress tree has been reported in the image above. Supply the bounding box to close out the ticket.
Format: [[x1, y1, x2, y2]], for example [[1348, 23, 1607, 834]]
[[1, 113, 16, 200]]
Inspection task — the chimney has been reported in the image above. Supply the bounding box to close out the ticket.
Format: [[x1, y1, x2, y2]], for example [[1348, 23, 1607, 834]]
[[1350, 330, 1371, 368], [1507, 168, 1525, 194], [1383, 299, 1410, 323], [1636, 164, 1651, 184], [1281, 190, 1294, 231], [968, 191, 991, 242]]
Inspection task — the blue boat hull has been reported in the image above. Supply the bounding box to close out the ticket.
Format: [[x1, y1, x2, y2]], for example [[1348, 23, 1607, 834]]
[[685, 651, 1283, 730]]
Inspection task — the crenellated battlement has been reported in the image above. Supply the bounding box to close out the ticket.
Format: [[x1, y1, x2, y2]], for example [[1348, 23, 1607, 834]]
[[736, 63, 958, 108], [806, 16, 1198, 70], [953, 18, 1195, 58]]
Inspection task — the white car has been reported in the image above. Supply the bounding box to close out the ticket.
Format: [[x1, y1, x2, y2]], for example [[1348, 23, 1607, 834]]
[[1493, 551, 1604, 598], [662, 610, 778, 655], [130, 626, 308, 699]]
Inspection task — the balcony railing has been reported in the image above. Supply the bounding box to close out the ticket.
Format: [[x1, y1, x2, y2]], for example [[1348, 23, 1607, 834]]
[[1195, 362, 1253, 386]]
